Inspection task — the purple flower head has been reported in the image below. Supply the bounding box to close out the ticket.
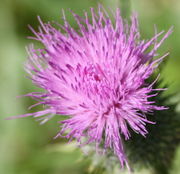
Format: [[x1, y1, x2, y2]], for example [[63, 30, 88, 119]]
[[14, 6, 172, 169]]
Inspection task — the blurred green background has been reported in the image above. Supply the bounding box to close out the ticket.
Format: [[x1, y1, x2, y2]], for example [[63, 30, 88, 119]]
[[0, 0, 180, 174]]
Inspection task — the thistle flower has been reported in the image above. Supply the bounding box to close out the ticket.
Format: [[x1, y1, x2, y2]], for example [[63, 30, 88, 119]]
[[12, 6, 172, 170]]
